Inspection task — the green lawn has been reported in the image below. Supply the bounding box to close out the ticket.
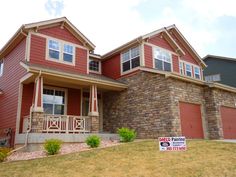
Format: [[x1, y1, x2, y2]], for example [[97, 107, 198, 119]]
[[0, 140, 236, 177]]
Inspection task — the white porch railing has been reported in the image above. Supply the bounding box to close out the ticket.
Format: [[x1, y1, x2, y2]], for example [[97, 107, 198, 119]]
[[42, 114, 91, 133]]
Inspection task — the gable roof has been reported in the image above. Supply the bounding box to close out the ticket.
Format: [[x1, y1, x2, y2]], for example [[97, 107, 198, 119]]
[[0, 17, 95, 59], [102, 25, 206, 67], [203, 54, 236, 62]]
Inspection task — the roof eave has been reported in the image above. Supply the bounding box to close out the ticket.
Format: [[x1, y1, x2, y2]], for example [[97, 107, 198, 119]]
[[24, 17, 96, 50], [21, 62, 127, 91], [0, 25, 27, 59], [102, 36, 142, 59], [168, 26, 207, 68]]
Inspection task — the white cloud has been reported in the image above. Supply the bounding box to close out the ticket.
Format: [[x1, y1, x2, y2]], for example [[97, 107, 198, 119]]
[[45, 0, 64, 16]]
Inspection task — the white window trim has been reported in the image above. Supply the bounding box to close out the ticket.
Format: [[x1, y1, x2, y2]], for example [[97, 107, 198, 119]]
[[46, 38, 76, 66], [179, 59, 202, 80], [179, 61, 184, 75], [205, 74, 221, 82], [120, 46, 141, 75], [43, 86, 68, 115], [152, 46, 173, 72], [89, 58, 101, 74], [0, 59, 3, 77]]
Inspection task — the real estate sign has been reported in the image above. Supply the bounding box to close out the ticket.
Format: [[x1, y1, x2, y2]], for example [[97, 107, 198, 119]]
[[159, 136, 187, 151]]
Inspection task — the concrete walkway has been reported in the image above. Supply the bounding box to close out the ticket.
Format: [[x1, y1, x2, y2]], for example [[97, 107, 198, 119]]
[[216, 139, 236, 143]]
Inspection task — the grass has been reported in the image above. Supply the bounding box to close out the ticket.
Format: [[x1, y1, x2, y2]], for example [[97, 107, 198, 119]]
[[0, 140, 236, 177]]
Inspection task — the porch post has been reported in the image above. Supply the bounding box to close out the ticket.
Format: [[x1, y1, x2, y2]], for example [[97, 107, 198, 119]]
[[88, 85, 99, 133], [33, 76, 44, 112], [31, 76, 44, 133]]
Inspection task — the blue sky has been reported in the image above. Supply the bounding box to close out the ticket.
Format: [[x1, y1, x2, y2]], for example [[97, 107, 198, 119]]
[[1, 0, 236, 58]]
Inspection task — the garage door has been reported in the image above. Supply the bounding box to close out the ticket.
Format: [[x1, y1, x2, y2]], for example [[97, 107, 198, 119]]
[[179, 102, 204, 139], [221, 106, 236, 139]]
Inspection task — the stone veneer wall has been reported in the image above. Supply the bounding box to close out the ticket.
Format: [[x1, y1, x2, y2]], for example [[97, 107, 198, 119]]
[[103, 71, 179, 138], [103, 70, 236, 139], [204, 87, 236, 139], [167, 78, 207, 138]]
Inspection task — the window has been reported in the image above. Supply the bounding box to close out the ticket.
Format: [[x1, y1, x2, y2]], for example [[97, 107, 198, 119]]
[[185, 63, 192, 77], [43, 88, 66, 115], [48, 39, 74, 64], [205, 74, 221, 82], [194, 66, 200, 79], [154, 48, 172, 72], [0, 60, 3, 77], [49, 40, 60, 60], [179, 61, 184, 75], [89, 59, 100, 73], [121, 46, 140, 72], [63, 44, 73, 62]]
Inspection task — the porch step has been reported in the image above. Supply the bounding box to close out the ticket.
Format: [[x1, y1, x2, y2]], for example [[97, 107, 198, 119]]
[[15, 133, 119, 145]]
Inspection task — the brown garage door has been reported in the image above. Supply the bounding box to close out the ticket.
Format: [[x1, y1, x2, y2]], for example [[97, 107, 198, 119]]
[[179, 102, 204, 139], [221, 106, 236, 139]]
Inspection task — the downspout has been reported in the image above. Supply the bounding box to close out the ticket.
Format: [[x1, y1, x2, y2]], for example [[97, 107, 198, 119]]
[[10, 105, 33, 152], [11, 71, 42, 152]]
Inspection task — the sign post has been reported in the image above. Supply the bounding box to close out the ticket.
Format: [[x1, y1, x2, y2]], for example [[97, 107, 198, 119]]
[[159, 136, 187, 151]]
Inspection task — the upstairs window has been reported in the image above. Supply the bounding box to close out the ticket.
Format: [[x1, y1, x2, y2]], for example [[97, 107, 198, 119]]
[[154, 48, 172, 72], [63, 44, 73, 63], [185, 63, 192, 77], [48, 39, 74, 65], [121, 46, 140, 72], [49, 40, 60, 60], [194, 66, 200, 79], [0, 60, 3, 77], [89, 59, 100, 73], [205, 74, 221, 82]]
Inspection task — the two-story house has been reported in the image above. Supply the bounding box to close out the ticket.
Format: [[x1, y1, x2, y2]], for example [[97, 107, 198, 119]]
[[0, 17, 236, 147]]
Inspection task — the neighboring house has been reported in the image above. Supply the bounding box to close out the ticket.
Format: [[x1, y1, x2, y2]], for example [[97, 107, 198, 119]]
[[0, 18, 236, 147], [203, 55, 236, 87]]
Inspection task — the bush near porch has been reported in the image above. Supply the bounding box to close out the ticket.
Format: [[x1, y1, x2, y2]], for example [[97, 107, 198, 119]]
[[0, 140, 236, 177]]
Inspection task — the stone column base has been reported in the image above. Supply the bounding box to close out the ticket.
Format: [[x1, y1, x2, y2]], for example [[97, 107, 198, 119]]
[[91, 116, 99, 133], [31, 112, 44, 133]]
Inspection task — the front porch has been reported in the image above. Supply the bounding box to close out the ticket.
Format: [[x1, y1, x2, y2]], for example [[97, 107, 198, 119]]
[[16, 63, 127, 145]]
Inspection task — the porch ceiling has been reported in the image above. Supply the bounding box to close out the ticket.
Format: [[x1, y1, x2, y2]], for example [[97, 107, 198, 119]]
[[20, 62, 127, 91]]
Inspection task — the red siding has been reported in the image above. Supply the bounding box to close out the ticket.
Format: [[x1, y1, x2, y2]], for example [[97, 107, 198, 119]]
[[20, 83, 34, 133], [67, 88, 81, 116], [172, 55, 179, 73], [169, 33, 198, 65], [30, 34, 88, 74], [144, 44, 153, 68], [0, 39, 27, 131], [102, 53, 121, 79], [148, 34, 175, 52], [39, 26, 83, 46]]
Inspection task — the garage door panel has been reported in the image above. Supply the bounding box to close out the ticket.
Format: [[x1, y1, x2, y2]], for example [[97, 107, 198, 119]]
[[179, 102, 204, 139], [221, 106, 236, 139]]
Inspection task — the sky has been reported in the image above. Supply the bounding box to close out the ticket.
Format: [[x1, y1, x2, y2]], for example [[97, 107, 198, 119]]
[[1, 0, 236, 58]]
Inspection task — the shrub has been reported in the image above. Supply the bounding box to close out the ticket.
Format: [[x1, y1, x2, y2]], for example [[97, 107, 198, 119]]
[[117, 127, 137, 142], [86, 135, 101, 148], [44, 139, 62, 155], [0, 147, 11, 162]]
